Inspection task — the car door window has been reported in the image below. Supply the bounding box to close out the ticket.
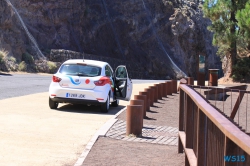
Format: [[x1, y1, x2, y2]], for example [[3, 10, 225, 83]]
[[116, 67, 127, 78], [105, 65, 113, 77]]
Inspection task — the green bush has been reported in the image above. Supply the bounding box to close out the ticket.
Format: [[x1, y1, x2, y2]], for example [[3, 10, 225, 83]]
[[22, 52, 34, 64], [232, 57, 250, 81], [18, 61, 27, 71], [47, 61, 57, 73]]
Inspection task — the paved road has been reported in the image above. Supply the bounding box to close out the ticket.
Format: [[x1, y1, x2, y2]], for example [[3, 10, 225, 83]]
[[0, 73, 166, 166], [0, 74, 52, 100], [0, 73, 168, 100]]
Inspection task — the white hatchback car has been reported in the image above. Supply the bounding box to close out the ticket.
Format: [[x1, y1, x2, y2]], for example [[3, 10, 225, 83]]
[[49, 59, 133, 112]]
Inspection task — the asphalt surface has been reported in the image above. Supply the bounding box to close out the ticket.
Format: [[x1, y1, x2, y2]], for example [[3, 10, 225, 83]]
[[0, 73, 169, 100], [0, 74, 52, 100]]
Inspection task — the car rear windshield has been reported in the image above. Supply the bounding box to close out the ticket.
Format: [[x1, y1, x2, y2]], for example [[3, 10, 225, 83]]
[[59, 64, 101, 77]]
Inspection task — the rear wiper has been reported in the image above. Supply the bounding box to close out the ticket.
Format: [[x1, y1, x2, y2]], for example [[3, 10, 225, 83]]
[[77, 73, 95, 77], [77, 73, 88, 76]]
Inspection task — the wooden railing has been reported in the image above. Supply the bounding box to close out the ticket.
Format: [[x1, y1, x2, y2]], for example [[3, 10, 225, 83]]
[[178, 84, 250, 166]]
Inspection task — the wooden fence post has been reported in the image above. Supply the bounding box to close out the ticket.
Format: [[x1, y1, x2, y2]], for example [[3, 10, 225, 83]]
[[178, 89, 184, 153]]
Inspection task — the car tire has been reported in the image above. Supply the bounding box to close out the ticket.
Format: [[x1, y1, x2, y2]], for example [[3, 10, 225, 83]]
[[111, 99, 119, 107], [49, 97, 58, 109], [100, 95, 110, 113]]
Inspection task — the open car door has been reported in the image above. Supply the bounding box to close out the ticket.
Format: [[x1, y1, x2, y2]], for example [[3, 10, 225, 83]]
[[114, 65, 133, 101]]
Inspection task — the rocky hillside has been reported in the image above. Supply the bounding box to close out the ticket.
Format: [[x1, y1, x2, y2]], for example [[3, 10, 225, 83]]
[[0, 0, 221, 79]]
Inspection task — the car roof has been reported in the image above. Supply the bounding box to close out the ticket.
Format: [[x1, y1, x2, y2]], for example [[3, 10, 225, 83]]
[[63, 59, 108, 68]]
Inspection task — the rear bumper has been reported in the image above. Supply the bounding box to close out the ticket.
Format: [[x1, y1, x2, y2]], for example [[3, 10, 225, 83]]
[[49, 82, 110, 102], [51, 97, 103, 105]]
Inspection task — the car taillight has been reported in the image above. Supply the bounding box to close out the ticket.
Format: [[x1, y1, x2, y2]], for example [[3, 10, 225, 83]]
[[52, 76, 61, 82], [94, 77, 111, 86]]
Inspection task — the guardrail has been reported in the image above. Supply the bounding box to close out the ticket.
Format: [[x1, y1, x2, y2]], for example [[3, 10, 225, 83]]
[[178, 84, 250, 165]]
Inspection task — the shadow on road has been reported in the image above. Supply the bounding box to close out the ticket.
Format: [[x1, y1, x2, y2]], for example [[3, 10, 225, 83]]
[[0, 72, 12, 76], [56, 104, 125, 115]]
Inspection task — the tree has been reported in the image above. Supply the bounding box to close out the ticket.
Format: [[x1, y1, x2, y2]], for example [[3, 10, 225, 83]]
[[236, 2, 250, 50], [203, 0, 248, 76]]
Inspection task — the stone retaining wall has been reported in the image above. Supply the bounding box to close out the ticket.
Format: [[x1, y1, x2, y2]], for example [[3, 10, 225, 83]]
[[49, 49, 146, 79]]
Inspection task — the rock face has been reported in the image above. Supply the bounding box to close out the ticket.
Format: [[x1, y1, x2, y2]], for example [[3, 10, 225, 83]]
[[0, 0, 26, 60], [169, 1, 222, 78], [0, 0, 221, 79]]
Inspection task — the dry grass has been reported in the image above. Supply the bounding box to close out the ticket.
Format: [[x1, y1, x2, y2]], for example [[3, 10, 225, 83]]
[[18, 61, 27, 71], [47, 61, 57, 73], [0, 49, 9, 63]]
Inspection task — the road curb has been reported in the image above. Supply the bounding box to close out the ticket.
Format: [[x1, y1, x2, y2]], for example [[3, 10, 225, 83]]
[[74, 107, 127, 166]]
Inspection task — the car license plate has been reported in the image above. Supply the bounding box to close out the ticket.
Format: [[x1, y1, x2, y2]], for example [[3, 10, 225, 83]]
[[66, 93, 85, 98]]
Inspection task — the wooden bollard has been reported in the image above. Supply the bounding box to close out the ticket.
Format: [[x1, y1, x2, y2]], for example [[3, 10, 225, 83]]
[[126, 105, 143, 136], [198, 72, 205, 86], [130, 99, 144, 129], [134, 95, 147, 118], [154, 84, 159, 102], [144, 88, 152, 108], [170, 80, 173, 94], [149, 86, 157, 102], [171, 80, 177, 93], [187, 77, 194, 85], [166, 81, 172, 95], [139, 91, 149, 112], [154, 84, 160, 101], [161, 83, 167, 97], [154, 84, 160, 100], [148, 87, 155, 106], [160, 83, 165, 98], [156, 83, 163, 99], [163, 82, 168, 97]]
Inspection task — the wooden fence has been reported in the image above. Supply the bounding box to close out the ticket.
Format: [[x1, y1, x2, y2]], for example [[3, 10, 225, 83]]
[[178, 84, 250, 166]]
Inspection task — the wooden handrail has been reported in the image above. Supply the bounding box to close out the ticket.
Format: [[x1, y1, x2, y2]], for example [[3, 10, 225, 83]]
[[180, 84, 250, 155]]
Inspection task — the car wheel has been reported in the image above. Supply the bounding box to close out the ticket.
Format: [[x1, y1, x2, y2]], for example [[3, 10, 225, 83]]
[[49, 97, 58, 109], [111, 99, 119, 107], [100, 95, 110, 113]]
